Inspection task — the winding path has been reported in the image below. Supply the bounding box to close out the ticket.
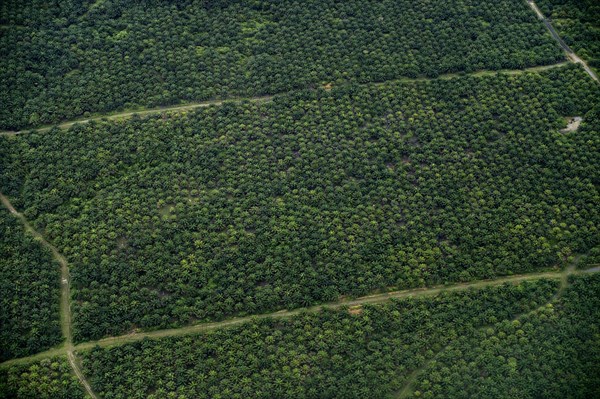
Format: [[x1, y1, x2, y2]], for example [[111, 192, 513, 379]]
[[526, 0, 598, 82], [1, 5, 599, 397], [0, 193, 99, 399], [1, 2, 593, 139], [0, 96, 273, 136], [0, 216, 595, 370], [0, 62, 570, 137], [1, 184, 599, 398], [73, 269, 569, 352]]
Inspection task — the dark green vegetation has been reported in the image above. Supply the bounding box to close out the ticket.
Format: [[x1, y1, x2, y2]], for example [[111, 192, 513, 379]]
[[1, 65, 598, 342], [411, 273, 600, 398], [0, 0, 565, 130], [537, 0, 600, 72], [1, 1, 599, 397], [80, 280, 560, 399], [0, 357, 85, 399], [578, 245, 600, 269], [0, 208, 62, 361]]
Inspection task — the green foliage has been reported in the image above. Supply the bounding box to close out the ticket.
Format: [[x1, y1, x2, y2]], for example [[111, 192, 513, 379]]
[[537, 0, 600, 72], [410, 274, 600, 398], [0, 209, 62, 361], [80, 280, 559, 399], [578, 245, 600, 269], [1, 65, 598, 341], [0, 357, 86, 399], [0, 0, 565, 129], [1, 3, 598, 398]]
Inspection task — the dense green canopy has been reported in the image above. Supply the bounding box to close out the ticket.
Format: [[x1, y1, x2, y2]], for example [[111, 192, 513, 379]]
[[0, 0, 564, 129], [80, 279, 560, 399], [1, 65, 597, 341], [0, 357, 85, 399], [412, 274, 600, 398], [0, 2, 598, 397], [0, 209, 62, 361], [537, 0, 600, 73]]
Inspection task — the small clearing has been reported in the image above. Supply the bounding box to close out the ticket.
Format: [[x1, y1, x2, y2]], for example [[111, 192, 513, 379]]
[[561, 116, 582, 132], [348, 305, 363, 315]]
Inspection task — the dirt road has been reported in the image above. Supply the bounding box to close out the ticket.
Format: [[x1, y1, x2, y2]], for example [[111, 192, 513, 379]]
[[0, 62, 573, 137], [0, 96, 273, 136], [0, 193, 98, 398], [526, 0, 598, 82]]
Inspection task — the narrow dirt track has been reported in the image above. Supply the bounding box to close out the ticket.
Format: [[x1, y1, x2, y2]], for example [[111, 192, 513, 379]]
[[0, 193, 99, 399], [0, 6, 598, 397], [3, 267, 586, 370], [0, 62, 572, 137], [0, 347, 66, 368], [526, 0, 598, 82], [4, 267, 591, 369], [68, 350, 98, 399], [1, 187, 599, 399], [73, 268, 599, 353], [0, 190, 596, 367], [74, 271, 565, 351], [0, 193, 72, 343], [0, 96, 273, 136]]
